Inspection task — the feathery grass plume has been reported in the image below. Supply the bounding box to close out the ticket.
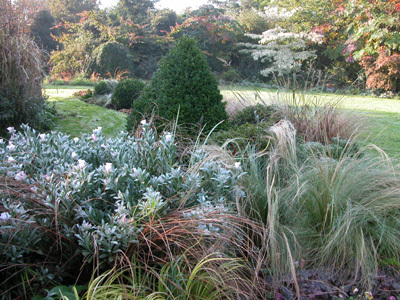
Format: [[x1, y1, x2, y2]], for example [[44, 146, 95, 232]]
[[238, 119, 400, 292], [0, 28, 49, 136], [285, 144, 400, 288], [237, 121, 301, 297]]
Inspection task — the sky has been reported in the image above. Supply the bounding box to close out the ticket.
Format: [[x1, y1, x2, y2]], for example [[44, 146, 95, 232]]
[[99, 0, 210, 13]]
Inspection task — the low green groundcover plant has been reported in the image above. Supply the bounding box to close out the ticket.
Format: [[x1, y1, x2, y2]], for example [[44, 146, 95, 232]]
[[73, 89, 93, 100], [0, 124, 245, 299]]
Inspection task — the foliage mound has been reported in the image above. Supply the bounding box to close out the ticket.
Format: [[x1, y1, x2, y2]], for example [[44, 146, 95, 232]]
[[0, 30, 54, 137], [240, 120, 400, 293], [111, 78, 145, 110], [127, 37, 228, 133], [231, 103, 281, 126], [0, 124, 254, 299], [94, 79, 118, 96], [89, 42, 135, 78]]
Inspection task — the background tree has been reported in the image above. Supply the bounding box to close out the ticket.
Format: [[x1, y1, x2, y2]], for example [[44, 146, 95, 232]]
[[45, 0, 99, 23], [344, 0, 400, 91], [116, 0, 156, 24], [30, 10, 59, 53], [240, 6, 323, 79], [150, 8, 177, 35], [89, 41, 136, 77], [49, 10, 142, 79], [168, 4, 242, 74], [235, 7, 271, 34]]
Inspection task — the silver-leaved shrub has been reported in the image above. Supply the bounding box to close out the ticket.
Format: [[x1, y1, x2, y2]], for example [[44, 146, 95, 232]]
[[0, 124, 243, 297]]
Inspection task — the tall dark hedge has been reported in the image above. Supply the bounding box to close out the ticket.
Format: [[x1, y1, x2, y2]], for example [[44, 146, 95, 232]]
[[127, 37, 228, 133]]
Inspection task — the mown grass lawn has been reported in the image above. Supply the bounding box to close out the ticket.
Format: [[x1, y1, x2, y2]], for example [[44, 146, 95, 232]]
[[221, 85, 400, 158], [44, 84, 400, 158], [44, 85, 127, 137]]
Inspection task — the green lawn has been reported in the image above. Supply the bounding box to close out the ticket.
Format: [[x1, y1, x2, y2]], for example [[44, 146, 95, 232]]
[[44, 85, 127, 137], [221, 86, 400, 158], [44, 85, 400, 158]]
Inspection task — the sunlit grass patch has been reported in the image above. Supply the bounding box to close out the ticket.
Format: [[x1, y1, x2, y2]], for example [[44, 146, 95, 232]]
[[44, 86, 126, 137], [220, 85, 400, 158]]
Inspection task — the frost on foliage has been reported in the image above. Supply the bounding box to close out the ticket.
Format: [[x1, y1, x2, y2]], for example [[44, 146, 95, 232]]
[[241, 6, 323, 76]]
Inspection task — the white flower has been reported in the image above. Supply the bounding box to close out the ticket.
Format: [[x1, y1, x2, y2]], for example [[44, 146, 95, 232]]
[[234, 162, 241, 169], [93, 126, 102, 135], [0, 212, 11, 220], [39, 133, 46, 140], [165, 133, 173, 141], [7, 156, 16, 163], [71, 151, 78, 159], [73, 137, 79, 142], [353, 288, 359, 294], [91, 134, 98, 141], [0, 139, 4, 144], [7, 127, 15, 133], [140, 119, 147, 125], [14, 171, 27, 181], [132, 167, 139, 176], [78, 159, 87, 169], [101, 144, 106, 149], [104, 162, 113, 173], [6, 142, 16, 152]]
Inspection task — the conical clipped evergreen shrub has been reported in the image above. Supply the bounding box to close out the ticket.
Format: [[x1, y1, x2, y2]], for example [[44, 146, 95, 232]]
[[127, 37, 228, 133]]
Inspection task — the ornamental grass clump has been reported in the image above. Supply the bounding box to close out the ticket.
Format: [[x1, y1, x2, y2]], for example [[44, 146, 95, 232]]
[[278, 91, 362, 143], [239, 120, 400, 290], [288, 147, 400, 286], [0, 29, 53, 137], [0, 124, 254, 298], [82, 209, 271, 299]]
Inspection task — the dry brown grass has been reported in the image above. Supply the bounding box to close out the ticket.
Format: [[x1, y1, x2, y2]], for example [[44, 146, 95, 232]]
[[122, 208, 275, 299], [281, 94, 364, 143], [0, 26, 45, 135], [0, 30, 43, 98]]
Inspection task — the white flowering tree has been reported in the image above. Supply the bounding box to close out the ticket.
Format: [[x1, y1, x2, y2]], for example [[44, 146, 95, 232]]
[[241, 6, 323, 77]]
